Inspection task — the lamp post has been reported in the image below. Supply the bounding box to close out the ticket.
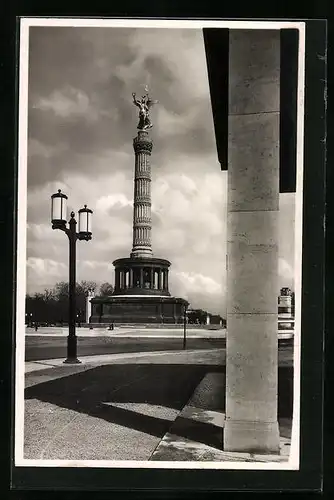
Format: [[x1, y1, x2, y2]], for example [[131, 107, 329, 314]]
[[183, 304, 188, 350], [51, 189, 93, 364]]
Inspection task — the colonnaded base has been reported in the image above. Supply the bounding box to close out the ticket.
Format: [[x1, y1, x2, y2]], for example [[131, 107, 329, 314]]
[[90, 295, 187, 325], [223, 419, 280, 454]]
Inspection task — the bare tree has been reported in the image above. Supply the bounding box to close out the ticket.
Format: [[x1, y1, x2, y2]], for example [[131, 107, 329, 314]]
[[99, 282, 114, 296]]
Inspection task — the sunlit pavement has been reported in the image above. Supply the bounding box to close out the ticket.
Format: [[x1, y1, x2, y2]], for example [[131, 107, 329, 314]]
[[25, 326, 227, 338], [24, 326, 294, 363], [23, 349, 293, 464]]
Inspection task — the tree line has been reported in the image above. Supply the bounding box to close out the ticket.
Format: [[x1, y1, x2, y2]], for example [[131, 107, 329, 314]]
[[25, 281, 113, 326]]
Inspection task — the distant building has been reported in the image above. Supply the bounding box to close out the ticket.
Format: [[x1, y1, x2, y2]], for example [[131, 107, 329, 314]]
[[186, 308, 225, 327]]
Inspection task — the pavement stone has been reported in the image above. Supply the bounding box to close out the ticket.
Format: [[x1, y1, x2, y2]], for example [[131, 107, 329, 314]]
[[22, 349, 293, 464], [24, 358, 221, 462], [25, 348, 226, 379], [25, 326, 227, 339], [24, 399, 165, 461], [151, 372, 291, 463]]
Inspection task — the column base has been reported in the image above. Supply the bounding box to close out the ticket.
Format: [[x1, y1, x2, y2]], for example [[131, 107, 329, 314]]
[[131, 248, 153, 258], [63, 357, 82, 364], [223, 419, 280, 454]]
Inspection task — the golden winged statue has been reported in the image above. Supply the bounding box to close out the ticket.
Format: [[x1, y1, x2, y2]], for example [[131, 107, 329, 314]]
[[132, 87, 158, 130]]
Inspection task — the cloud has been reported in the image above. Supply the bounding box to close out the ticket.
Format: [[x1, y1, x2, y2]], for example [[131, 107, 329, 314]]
[[176, 271, 223, 295], [171, 271, 226, 315], [156, 105, 201, 136], [28, 138, 67, 159], [80, 260, 114, 271], [34, 86, 93, 118], [26, 257, 68, 293], [24, 26, 296, 314], [96, 193, 133, 213], [278, 257, 294, 291]]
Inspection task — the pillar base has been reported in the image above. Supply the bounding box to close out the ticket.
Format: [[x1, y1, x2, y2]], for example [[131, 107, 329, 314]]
[[223, 419, 280, 454], [63, 357, 82, 365], [130, 248, 153, 258]]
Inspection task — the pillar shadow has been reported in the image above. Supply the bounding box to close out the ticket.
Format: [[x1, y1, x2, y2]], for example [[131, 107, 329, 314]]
[[25, 364, 224, 440], [25, 364, 293, 449], [170, 416, 223, 449]]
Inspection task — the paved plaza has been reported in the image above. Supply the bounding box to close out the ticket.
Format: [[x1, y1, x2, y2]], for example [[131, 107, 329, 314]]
[[23, 345, 293, 463], [25, 325, 227, 338]]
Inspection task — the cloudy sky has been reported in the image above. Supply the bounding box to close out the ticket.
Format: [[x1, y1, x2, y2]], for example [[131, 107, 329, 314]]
[[25, 25, 295, 315]]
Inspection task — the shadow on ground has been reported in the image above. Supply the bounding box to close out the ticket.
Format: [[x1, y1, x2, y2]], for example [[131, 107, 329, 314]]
[[25, 337, 226, 361], [25, 364, 293, 449]]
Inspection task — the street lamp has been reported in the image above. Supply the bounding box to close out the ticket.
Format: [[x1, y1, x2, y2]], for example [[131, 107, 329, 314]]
[[51, 189, 93, 364]]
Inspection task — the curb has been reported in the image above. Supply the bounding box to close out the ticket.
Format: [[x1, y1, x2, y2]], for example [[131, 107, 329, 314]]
[[150, 373, 291, 463], [25, 348, 226, 375]]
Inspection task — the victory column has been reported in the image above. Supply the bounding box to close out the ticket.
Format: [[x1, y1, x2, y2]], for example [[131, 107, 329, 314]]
[[90, 89, 188, 324]]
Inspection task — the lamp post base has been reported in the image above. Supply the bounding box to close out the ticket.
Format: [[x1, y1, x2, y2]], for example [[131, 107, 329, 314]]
[[65, 334, 80, 364], [63, 357, 82, 364]]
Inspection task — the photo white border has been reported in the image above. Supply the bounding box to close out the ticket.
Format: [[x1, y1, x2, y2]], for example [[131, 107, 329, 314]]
[[15, 17, 306, 471]]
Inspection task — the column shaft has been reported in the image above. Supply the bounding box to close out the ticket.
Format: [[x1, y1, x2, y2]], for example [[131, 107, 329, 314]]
[[224, 29, 280, 453], [115, 269, 120, 290], [131, 131, 153, 258]]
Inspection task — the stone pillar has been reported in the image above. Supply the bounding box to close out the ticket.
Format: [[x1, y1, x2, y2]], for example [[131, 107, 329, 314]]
[[158, 269, 161, 290], [86, 289, 95, 323], [129, 268, 133, 288], [125, 270, 129, 289], [140, 268, 144, 288], [206, 314, 210, 325], [165, 270, 169, 292], [115, 269, 119, 291], [150, 267, 154, 289], [224, 30, 280, 453], [131, 130, 153, 258]]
